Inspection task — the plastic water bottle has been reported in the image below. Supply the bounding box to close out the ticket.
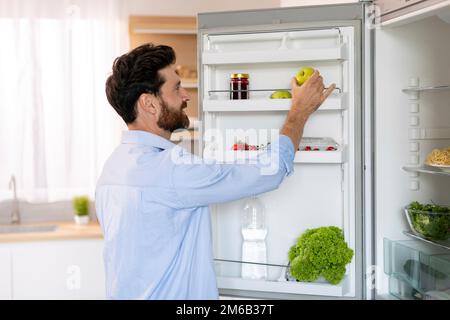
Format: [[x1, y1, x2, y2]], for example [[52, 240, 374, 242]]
[[241, 196, 267, 280]]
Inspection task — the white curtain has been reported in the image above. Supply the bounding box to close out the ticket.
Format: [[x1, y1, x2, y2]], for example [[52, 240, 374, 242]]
[[0, 0, 128, 202]]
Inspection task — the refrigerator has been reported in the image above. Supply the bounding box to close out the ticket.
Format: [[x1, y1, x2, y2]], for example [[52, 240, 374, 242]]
[[194, 1, 450, 300]]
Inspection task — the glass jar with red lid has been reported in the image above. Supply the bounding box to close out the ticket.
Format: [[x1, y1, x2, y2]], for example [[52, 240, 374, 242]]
[[230, 73, 249, 100]]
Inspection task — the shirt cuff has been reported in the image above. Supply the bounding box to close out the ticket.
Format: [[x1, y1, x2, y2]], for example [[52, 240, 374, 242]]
[[278, 135, 295, 176]]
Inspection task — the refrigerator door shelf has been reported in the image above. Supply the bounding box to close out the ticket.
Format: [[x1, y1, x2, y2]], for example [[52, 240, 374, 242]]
[[206, 146, 346, 164], [294, 146, 347, 164], [202, 43, 347, 65], [202, 92, 348, 112], [206, 28, 342, 44], [216, 275, 351, 297]]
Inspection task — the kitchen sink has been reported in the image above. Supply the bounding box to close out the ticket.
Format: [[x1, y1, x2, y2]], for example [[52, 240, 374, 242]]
[[0, 224, 58, 234]]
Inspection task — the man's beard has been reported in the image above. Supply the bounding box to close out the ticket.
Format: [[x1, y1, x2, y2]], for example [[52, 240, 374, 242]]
[[157, 98, 190, 132]]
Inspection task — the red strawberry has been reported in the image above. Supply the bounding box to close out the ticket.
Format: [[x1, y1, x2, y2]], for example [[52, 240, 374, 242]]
[[232, 143, 245, 151]]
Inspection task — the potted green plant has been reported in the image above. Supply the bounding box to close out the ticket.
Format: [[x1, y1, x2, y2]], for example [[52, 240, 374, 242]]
[[73, 196, 90, 225]]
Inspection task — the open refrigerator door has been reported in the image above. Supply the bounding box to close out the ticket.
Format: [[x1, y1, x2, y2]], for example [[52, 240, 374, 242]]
[[197, 4, 365, 299], [372, 1, 450, 300]]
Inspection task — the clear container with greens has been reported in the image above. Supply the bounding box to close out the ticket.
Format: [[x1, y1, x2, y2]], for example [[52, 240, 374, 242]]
[[404, 201, 450, 241]]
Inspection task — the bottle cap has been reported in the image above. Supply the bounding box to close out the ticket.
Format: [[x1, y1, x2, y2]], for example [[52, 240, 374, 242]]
[[230, 73, 249, 79]]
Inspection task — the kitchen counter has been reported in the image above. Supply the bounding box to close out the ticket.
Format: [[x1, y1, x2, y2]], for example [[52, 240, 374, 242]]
[[0, 221, 103, 243]]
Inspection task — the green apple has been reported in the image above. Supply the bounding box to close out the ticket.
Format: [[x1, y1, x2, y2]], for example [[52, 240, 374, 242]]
[[270, 90, 292, 99], [295, 67, 315, 86]]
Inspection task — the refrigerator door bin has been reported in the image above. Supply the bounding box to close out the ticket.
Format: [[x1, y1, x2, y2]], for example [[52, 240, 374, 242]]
[[202, 29, 348, 65], [202, 111, 345, 164], [212, 146, 347, 164], [202, 61, 345, 102], [201, 28, 354, 106], [214, 258, 351, 297], [203, 92, 348, 112], [202, 44, 347, 65], [293, 147, 347, 163]]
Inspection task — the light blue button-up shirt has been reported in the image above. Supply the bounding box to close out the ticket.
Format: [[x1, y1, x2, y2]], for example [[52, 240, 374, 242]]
[[95, 130, 295, 300]]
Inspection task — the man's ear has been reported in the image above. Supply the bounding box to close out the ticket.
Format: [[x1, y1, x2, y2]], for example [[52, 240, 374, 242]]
[[137, 93, 157, 116]]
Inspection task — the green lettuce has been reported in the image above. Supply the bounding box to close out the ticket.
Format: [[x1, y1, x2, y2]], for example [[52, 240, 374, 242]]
[[288, 226, 354, 285]]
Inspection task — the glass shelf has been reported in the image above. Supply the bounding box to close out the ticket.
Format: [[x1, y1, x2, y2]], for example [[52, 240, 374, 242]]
[[402, 166, 450, 177], [214, 258, 288, 268], [402, 85, 450, 93], [403, 231, 450, 250]]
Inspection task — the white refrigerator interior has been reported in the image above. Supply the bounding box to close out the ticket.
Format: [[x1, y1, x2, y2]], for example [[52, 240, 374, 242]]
[[198, 7, 361, 299], [375, 14, 450, 297]]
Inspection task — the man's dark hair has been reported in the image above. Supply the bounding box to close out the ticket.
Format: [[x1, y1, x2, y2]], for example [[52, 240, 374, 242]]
[[105, 44, 176, 124]]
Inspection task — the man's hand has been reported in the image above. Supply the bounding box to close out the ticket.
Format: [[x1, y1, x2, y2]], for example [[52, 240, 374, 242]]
[[290, 70, 336, 121], [280, 70, 336, 150]]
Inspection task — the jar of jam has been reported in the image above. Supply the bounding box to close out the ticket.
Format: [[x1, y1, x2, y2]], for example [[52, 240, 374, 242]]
[[230, 73, 249, 100]]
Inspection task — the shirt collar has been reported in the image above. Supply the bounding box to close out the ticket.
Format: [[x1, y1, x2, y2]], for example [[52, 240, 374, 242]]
[[121, 130, 176, 150]]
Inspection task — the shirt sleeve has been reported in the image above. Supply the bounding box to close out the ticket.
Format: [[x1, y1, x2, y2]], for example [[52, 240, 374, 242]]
[[170, 135, 295, 208]]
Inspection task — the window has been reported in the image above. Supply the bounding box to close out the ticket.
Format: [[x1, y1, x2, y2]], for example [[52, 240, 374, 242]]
[[0, 0, 128, 202]]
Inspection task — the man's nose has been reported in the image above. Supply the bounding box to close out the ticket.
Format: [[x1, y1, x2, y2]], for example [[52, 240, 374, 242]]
[[181, 87, 190, 101]]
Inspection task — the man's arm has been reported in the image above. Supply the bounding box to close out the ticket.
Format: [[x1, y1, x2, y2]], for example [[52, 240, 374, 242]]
[[281, 71, 336, 150], [170, 135, 294, 208]]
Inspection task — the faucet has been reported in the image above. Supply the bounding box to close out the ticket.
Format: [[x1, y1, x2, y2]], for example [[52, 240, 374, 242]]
[[8, 175, 20, 224]]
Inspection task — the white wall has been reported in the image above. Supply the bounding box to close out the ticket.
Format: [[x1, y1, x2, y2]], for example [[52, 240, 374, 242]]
[[128, 0, 281, 16], [128, 0, 360, 15], [281, 0, 358, 7], [438, 8, 450, 23]]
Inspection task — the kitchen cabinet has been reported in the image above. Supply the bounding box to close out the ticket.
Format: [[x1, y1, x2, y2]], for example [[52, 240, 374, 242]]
[[1, 239, 105, 299]]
